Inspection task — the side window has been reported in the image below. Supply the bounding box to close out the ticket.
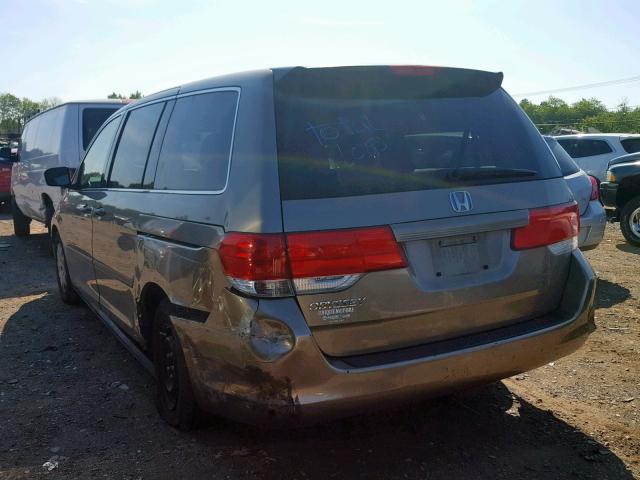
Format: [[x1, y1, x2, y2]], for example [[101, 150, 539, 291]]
[[77, 119, 120, 188], [154, 90, 238, 191], [547, 138, 579, 176], [621, 138, 640, 154], [82, 107, 120, 150], [108, 103, 164, 189], [574, 139, 612, 158], [556, 139, 575, 157]]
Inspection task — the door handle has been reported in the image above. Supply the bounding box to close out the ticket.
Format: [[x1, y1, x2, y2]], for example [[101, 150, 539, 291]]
[[93, 207, 106, 217], [79, 204, 93, 214]]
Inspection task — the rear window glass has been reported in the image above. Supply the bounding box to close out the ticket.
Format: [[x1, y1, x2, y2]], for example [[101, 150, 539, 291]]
[[544, 137, 580, 176], [153, 91, 238, 191], [621, 138, 640, 154], [275, 70, 559, 201], [82, 107, 120, 149], [556, 138, 613, 158]]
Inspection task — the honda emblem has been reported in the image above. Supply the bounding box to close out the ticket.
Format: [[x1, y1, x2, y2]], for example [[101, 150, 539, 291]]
[[449, 191, 473, 213]]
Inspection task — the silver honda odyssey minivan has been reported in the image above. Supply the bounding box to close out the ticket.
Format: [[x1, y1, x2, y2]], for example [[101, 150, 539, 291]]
[[45, 66, 596, 429]]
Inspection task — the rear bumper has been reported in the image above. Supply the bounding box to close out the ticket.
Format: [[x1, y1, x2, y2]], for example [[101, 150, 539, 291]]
[[178, 250, 596, 426], [578, 200, 606, 249], [600, 182, 618, 209]]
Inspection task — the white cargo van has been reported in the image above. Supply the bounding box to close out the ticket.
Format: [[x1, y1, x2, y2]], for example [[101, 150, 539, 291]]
[[11, 100, 125, 236]]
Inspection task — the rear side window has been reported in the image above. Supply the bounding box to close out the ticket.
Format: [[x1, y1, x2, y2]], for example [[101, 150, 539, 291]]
[[153, 91, 238, 191], [82, 107, 120, 149], [275, 68, 559, 200], [544, 137, 579, 176], [108, 103, 164, 189], [621, 138, 640, 154], [77, 119, 120, 188], [557, 139, 613, 158]]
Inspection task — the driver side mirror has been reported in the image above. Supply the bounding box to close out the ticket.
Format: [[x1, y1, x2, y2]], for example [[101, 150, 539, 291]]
[[44, 167, 73, 188]]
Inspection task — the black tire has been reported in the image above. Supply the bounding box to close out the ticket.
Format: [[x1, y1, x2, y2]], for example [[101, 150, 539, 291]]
[[53, 233, 80, 304], [619, 195, 640, 247], [153, 299, 197, 430], [11, 196, 31, 237]]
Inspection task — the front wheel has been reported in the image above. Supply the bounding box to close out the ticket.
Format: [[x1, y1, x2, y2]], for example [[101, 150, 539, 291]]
[[153, 299, 198, 430], [620, 196, 640, 247], [11, 196, 31, 237], [53, 234, 80, 304]]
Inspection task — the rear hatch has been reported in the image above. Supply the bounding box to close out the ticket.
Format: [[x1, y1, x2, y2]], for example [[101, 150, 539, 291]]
[[273, 66, 575, 357]]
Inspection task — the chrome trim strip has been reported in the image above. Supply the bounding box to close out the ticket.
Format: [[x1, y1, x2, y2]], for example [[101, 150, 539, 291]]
[[392, 209, 530, 242]]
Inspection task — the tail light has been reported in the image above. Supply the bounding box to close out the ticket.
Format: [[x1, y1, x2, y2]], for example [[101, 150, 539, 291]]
[[512, 202, 580, 251], [219, 226, 407, 297], [589, 176, 599, 201]]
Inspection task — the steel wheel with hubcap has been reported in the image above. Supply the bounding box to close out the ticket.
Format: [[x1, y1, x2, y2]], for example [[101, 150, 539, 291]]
[[620, 196, 640, 247], [153, 299, 197, 430]]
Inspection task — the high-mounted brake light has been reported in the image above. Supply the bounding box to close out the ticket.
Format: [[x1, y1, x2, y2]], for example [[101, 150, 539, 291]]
[[389, 65, 437, 76], [512, 203, 580, 251], [589, 176, 599, 201], [219, 226, 407, 297]]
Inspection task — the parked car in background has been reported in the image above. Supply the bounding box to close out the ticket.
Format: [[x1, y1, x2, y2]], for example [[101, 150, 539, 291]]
[[44, 66, 595, 429], [543, 136, 606, 250], [10, 100, 125, 236], [0, 158, 11, 209], [600, 151, 640, 245], [554, 133, 640, 183]]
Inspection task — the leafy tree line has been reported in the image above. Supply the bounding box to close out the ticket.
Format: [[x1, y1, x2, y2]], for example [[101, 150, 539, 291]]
[[0, 91, 143, 134], [519, 96, 640, 134], [0, 94, 62, 134], [108, 90, 143, 100]]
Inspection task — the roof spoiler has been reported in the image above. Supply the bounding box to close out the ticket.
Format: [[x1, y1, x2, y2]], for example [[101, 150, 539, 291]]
[[274, 65, 504, 100]]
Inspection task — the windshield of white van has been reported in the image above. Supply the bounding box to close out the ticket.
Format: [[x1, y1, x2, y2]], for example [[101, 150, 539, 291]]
[[274, 67, 560, 200]]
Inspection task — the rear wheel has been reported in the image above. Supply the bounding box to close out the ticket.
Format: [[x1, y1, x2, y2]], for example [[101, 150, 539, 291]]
[[153, 299, 197, 430], [11, 196, 31, 237], [620, 196, 640, 247], [53, 234, 80, 304]]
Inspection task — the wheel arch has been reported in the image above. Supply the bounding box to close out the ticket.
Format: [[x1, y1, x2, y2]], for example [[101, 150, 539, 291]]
[[616, 174, 640, 208], [137, 282, 169, 354]]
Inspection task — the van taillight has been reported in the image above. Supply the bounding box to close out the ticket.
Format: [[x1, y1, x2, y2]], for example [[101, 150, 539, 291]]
[[589, 176, 599, 201], [219, 227, 407, 297], [511, 203, 580, 251]]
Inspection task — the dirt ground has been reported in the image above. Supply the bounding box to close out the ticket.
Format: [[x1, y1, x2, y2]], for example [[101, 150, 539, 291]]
[[0, 212, 638, 480]]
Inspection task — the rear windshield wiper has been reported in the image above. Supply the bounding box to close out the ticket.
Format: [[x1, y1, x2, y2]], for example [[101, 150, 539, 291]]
[[446, 167, 538, 180]]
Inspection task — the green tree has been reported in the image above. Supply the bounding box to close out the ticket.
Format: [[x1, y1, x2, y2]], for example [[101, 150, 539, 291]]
[[0, 93, 23, 133], [129, 90, 143, 99]]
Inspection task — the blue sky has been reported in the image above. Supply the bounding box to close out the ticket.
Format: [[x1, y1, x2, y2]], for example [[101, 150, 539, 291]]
[[2, 0, 639, 108]]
